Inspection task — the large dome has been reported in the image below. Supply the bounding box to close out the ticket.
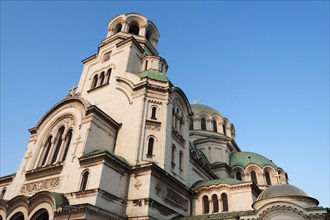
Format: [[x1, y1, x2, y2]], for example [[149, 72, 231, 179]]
[[230, 152, 278, 169], [191, 104, 224, 118]]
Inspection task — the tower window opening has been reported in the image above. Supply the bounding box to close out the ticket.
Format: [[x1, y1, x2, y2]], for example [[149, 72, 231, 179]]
[[265, 171, 272, 185], [91, 75, 98, 89], [114, 23, 122, 34], [221, 193, 228, 211], [202, 195, 209, 214], [212, 194, 219, 213], [251, 171, 258, 184], [189, 118, 194, 130], [39, 136, 52, 167], [80, 170, 89, 191], [147, 137, 154, 158], [145, 60, 148, 70], [106, 68, 112, 84], [60, 129, 73, 162], [99, 71, 105, 85], [51, 126, 65, 164], [223, 124, 226, 135], [236, 171, 242, 181], [213, 120, 218, 132], [151, 107, 157, 119], [201, 118, 206, 130], [171, 145, 176, 168], [128, 24, 139, 35], [0, 188, 6, 199], [179, 151, 183, 171]]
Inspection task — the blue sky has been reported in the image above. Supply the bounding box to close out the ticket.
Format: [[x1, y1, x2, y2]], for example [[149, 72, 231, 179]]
[[1, 1, 329, 207]]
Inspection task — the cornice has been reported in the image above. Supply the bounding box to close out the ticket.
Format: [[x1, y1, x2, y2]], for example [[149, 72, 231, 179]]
[[25, 163, 63, 180], [86, 105, 121, 130]]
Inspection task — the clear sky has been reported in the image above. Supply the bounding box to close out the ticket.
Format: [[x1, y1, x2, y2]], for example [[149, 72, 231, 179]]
[[1, 1, 329, 207]]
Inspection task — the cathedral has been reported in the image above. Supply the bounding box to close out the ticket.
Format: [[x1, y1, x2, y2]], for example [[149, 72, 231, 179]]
[[0, 13, 329, 220]]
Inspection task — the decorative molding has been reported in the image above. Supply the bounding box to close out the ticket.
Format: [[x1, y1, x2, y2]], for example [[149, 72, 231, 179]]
[[165, 187, 188, 211], [148, 99, 163, 105], [171, 128, 186, 146], [146, 120, 161, 131], [20, 177, 61, 194], [116, 87, 133, 104], [25, 163, 63, 180]]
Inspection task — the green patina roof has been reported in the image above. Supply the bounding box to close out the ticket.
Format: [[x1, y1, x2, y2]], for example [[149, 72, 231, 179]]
[[50, 192, 69, 209], [257, 184, 309, 201], [137, 69, 169, 83], [191, 178, 244, 191], [177, 210, 256, 220], [230, 152, 278, 169], [80, 150, 131, 167], [191, 104, 224, 117]]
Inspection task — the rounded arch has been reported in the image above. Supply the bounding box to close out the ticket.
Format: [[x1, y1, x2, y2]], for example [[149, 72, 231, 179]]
[[30, 208, 49, 220], [9, 211, 25, 220], [29, 191, 68, 213], [7, 196, 28, 218], [172, 87, 193, 116], [79, 169, 90, 191]]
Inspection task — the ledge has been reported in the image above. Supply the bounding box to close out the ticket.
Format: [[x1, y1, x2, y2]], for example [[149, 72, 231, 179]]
[[25, 163, 63, 180]]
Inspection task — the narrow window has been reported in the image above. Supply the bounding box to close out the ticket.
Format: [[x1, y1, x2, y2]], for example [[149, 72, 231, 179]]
[[99, 71, 105, 85], [251, 171, 258, 184], [213, 120, 217, 132], [179, 151, 183, 171], [212, 194, 219, 213], [236, 172, 242, 181], [39, 136, 52, 167], [151, 107, 157, 119], [221, 193, 228, 211], [60, 129, 73, 162], [265, 171, 272, 185], [176, 109, 180, 131], [189, 118, 194, 130], [91, 74, 98, 89], [201, 118, 206, 130], [128, 24, 139, 35], [160, 63, 163, 72], [223, 124, 226, 135], [171, 145, 176, 168], [145, 60, 148, 70], [106, 68, 112, 84], [147, 137, 154, 158], [51, 126, 65, 164], [202, 195, 209, 214], [172, 108, 176, 129], [80, 170, 89, 191], [0, 188, 6, 199]]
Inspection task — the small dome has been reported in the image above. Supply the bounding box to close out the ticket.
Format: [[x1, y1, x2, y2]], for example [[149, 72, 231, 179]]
[[191, 104, 224, 118], [257, 184, 309, 201], [230, 152, 278, 169]]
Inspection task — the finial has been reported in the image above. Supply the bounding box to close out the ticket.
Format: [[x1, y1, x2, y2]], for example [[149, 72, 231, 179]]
[[68, 83, 78, 96], [193, 99, 198, 104]]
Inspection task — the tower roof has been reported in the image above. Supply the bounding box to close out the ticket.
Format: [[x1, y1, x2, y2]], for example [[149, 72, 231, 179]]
[[257, 184, 310, 201], [137, 69, 170, 83], [230, 152, 278, 169]]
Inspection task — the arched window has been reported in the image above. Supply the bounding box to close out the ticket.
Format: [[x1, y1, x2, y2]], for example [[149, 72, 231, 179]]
[[31, 209, 49, 220], [265, 171, 272, 185], [147, 137, 154, 158], [10, 212, 24, 220], [99, 71, 105, 85], [114, 23, 122, 34], [128, 23, 139, 35], [0, 188, 6, 199], [171, 145, 176, 168], [212, 194, 219, 213], [106, 68, 112, 84], [145, 60, 148, 70], [179, 151, 183, 170], [251, 171, 258, 184], [189, 118, 194, 130], [202, 195, 209, 214], [201, 118, 206, 130], [236, 172, 242, 181], [151, 107, 157, 119], [38, 136, 52, 167], [221, 193, 228, 211], [51, 126, 65, 164], [213, 120, 217, 132], [91, 74, 98, 89], [223, 123, 227, 135], [80, 170, 89, 191], [60, 129, 73, 162]]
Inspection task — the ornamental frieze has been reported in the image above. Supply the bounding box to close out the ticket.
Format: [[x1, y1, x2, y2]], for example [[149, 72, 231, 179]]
[[165, 187, 188, 210], [20, 177, 61, 194]]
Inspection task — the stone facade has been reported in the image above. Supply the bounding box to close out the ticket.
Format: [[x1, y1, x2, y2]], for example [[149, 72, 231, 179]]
[[0, 13, 329, 220]]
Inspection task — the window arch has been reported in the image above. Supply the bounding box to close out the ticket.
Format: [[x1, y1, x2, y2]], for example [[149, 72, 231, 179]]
[[0, 188, 6, 199], [147, 137, 154, 158], [213, 120, 217, 132], [80, 170, 89, 191], [221, 193, 228, 211], [251, 171, 258, 184], [51, 126, 65, 164], [31, 209, 49, 220], [38, 136, 52, 167], [128, 23, 139, 35], [9, 212, 24, 220], [99, 71, 105, 85], [106, 68, 112, 84], [114, 23, 122, 34], [91, 74, 98, 89], [179, 151, 183, 171], [151, 107, 157, 119], [201, 118, 206, 130], [212, 194, 219, 213], [265, 171, 272, 185], [59, 129, 73, 162], [236, 171, 242, 181], [202, 195, 209, 214]]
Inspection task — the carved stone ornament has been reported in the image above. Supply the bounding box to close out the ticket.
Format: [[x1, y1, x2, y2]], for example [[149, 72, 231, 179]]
[[20, 177, 61, 194], [165, 187, 188, 210]]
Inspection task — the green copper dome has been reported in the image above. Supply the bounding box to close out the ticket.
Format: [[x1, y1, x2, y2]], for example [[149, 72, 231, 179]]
[[137, 69, 169, 82], [191, 104, 224, 117], [191, 178, 244, 191], [230, 152, 278, 169], [257, 184, 309, 200]]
